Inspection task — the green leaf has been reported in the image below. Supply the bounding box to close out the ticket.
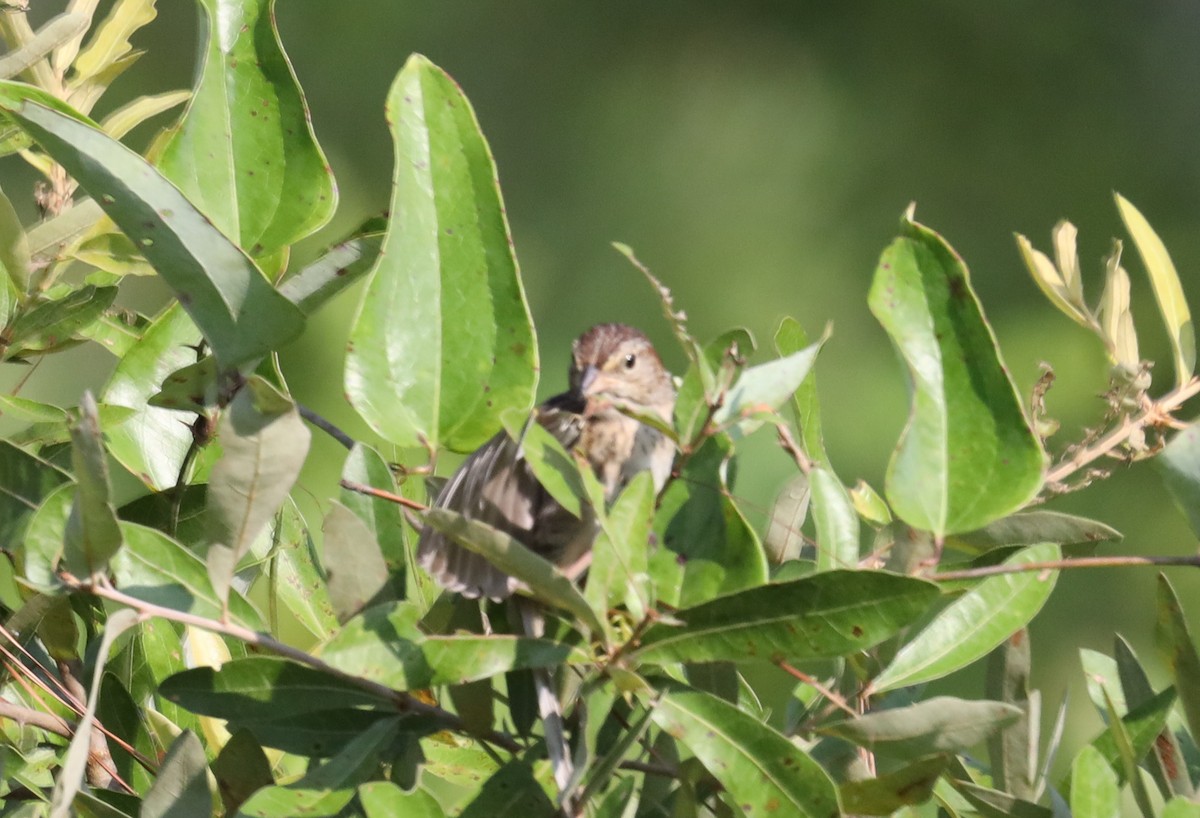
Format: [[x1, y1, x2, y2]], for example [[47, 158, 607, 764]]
[[21, 481, 73, 591], [1114, 635, 1194, 799], [102, 304, 216, 490], [318, 601, 586, 690], [986, 629, 1035, 799], [711, 338, 824, 437], [279, 219, 385, 315], [160, 657, 393, 722], [359, 782, 445, 818], [212, 730, 274, 815], [647, 678, 840, 818], [0, 181, 30, 295], [421, 508, 603, 633], [839, 755, 949, 816], [268, 499, 338, 640], [775, 316, 828, 465], [458, 760, 556, 818], [26, 196, 104, 263], [206, 376, 310, 605], [823, 697, 1020, 757], [1158, 423, 1200, 539], [633, 570, 937, 665], [810, 466, 859, 572], [1116, 193, 1195, 387], [157, 0, 335, 257], [764, 472, 810, 565], [63, 391, 122, 577], [653, 435, 767, 608], [1156, 574, 1200, 740], [141, 731, 213, 818], [345, 54, 537, 452], [234, 716, 400, 818], [0, 439, 70, 548], [500, 408, 587, 519], [5, 284, 117, 357], [1083, 687, 1176, 787], [1070, 744, 1120, 818], [111, 521, 263, 628], [0, 84, 306, 367], [868, 210, 1045, 536], [322, 500, 391, 624], [586, 471, 655, 621], [952, 510, 1121, 554], [953, 780, 1052, 818], [1164, 799, 1200, 818], [873, 542, 1061, 692], [339, 443, 410, 600], [673, 328, 751, 447], [147, 357, 219, 413]]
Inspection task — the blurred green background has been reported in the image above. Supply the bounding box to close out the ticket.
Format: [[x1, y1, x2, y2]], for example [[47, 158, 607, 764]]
[[9, 1, 1200, 760]]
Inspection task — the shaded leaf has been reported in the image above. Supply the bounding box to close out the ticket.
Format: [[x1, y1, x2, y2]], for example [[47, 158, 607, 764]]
[[322, 500, 391, 624], [586, 471, 654, 621], [673, 328, 751, 447], [953, 780, 1052, 818], [212, 730, 274, 815], [0, 439, 70, 548], [0, 83, 306, 367], [1086, 687, 1177, 787], [339, 443, 409, 600], [501, 407, 587, 519], [1158, 422, 1200, 539], [1116, 193, 1195, 387], [647, 678, 839, 818], [633, 570, 937, 665], [5, 284, 116, 356], [141, 731, 213, 818], [111, 521, 263, 628], [422, 508, 602, 632], [160, 657, 393, 722], [0, 181, 30, 294], [764, 472, 810, 565], [839, 755, 948, 816], [157, 0, 335, 257], [775, 316, 828, 465], [1156, 574, 1200, 740], [268, 498, 338, 640], [279, 218, 385, 314], [206, 376, 309, 605], [823, 697, 1020, 757], [458, 760, 555, 818], [953, 510, 1121, 554], [0, 13, 89, 82], [653, 435, 767, 608], [318, 601, 586, 690], [869, 210, 1045, 536], [345, 54, 536, 452], [63, 391, 122, 577], [873, 542, 1060, 692], [987, 629, 1035, 799]]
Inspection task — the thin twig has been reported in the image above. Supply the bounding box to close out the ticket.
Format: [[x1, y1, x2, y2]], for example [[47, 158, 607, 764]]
[[1046, 376, 1200, 486], [63, 574, 522, 755], [0, 696, 72, 737], [298, 404, 357, 451], [934, 554, 1200, 582], [776, 661, 857, 718], [340, 478, 427, 511]]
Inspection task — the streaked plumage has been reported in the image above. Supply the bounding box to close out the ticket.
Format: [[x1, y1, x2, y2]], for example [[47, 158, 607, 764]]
[[417, 323, 676, 599]]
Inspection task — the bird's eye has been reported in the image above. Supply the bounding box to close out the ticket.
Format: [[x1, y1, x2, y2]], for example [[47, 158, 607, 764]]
[[623, 353, 637, 369]]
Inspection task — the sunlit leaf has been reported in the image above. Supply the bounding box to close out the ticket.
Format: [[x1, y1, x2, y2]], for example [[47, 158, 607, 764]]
[[811, 466, 859, 572], [586, 471, 654, 621], [647, 678, 839, 818], [764, 472, 809, 565], [318, 601, 585, 691], [0, 83, 306, 367], [1116, 193, 1195, 387], [870, 210, 1045, 535], [5, 284, 116, 357], [873, 543, 1060, 692], [279, 218, 385, 315], [839, 755, 948, 816], [1098, 240, 1139, 370], [98, 89, 188, 140], [345, 54, 536, 452], [359, 782, 445, 818], [1016, 232, 1093, 329], [1156, 574, 1200, 740], [157, 0, 336, 257], [634, 570, 937, 665], [205, 376, 310, 605], [71, 0, 156, 84], [711, 337, 824, 438]]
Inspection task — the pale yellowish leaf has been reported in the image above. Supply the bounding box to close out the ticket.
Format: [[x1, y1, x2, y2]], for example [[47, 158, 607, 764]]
[[51, 0, 102, 75], [1052, 220, 1083, 302], [99, 89, 189, 140], [1115, 193, 1195, 387], [1099, 240, 1139, 370], [71, 0, 156, 84], [1016, 233, 1094, 329]]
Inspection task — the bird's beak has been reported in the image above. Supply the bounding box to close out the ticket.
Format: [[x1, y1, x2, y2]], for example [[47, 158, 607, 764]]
[[579, 364, 600, 396]]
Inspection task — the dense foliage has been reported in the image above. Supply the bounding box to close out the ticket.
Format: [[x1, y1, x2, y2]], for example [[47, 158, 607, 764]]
[[1, 2, 1199, 817]]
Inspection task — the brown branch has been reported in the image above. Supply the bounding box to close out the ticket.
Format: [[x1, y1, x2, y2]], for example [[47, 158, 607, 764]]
[[339, 478, 427, 511], [63, 575, 521, 755], [934, 554, 1200, 582], [1046, 376, 1200, 486], [776, 661, 857, 718], [0, 696, 72, 738]]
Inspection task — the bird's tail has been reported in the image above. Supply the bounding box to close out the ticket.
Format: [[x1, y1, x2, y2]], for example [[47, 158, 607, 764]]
[[518, 599, 574, 805]]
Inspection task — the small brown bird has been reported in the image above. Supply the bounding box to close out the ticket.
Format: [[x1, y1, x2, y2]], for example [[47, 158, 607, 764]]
[[417, 323, 677, 599]]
